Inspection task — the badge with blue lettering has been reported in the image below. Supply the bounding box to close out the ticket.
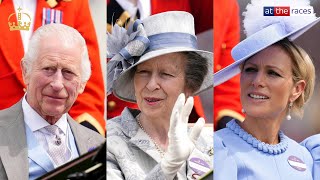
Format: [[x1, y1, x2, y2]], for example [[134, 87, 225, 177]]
[[287, 155, 306, 171], [42, 8, 63, 25], [189, 157, 211, 176]]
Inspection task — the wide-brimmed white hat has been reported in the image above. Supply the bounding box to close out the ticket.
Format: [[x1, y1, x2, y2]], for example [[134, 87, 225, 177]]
[[107, 11, 213, 102], [214, 0, 320, 86]]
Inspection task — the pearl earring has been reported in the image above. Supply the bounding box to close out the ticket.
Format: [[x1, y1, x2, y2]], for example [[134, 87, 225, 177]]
[[241, 108, 246, 113], [286, 102, 293, 120]]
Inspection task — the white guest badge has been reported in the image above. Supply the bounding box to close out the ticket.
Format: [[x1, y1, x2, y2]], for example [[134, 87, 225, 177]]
[[287, 155, 307, 171], [189, 157, 211, 176]]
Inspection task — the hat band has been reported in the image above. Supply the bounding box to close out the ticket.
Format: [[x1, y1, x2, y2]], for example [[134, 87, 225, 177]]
[[145, 32, 198, 53]]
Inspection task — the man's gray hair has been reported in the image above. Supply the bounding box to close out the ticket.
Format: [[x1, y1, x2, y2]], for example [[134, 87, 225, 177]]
[[22, 23, 91, 82]]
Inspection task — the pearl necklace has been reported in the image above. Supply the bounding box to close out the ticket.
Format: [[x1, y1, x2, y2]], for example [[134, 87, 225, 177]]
[[136, 114, 166, 158]]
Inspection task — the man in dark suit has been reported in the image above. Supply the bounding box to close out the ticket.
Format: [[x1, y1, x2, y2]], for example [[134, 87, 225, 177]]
[[0, 23, 105, 180]]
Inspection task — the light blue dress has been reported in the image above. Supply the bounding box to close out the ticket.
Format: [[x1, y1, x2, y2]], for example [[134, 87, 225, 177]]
[[301, 134, 320, 180], [215, 120, 313, 180]]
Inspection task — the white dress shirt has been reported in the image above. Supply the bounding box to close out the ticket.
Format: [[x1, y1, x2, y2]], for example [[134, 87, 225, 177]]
[[22, 94, 72, 167]]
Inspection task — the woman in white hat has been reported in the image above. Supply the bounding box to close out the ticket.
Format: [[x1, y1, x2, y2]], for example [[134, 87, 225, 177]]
[[107, 11, 213, 179], [214, 0, 318, 179]]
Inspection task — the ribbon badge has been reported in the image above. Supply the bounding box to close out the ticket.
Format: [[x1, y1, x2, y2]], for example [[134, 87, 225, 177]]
[[189, 157, 211, 177], [287, 155, 307, 171]]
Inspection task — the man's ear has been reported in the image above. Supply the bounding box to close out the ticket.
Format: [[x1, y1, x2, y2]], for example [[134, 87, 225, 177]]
[[78, 81, 87, 94], [290, 80, 306, 102], [20, 59, 29, 86]]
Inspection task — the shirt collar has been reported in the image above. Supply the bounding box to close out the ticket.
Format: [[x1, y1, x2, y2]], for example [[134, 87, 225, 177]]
[[22, 94, 68, 135]]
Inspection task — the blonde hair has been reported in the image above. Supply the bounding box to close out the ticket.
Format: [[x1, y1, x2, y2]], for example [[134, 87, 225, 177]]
[[275, 38, 315, 118]]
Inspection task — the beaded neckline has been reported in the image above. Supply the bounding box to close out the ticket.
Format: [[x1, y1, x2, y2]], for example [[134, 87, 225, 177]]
[[136, 114, 166, 158], [226, 120, 288, 155]]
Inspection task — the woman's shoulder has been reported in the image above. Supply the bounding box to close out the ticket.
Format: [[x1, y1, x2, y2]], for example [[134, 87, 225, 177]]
[[300, 133, 320, 164], [215, 126, 234, 137], [214, 128, 247, 155], [107, 108, 140, 138], [285, 134, 314, 154], [301, 134, 320, 180], [214, 129, 239, 180], [214, 122, 242, 148], [215, 119, 244, 137], [301, 133, 320, 151], [283, 135, 310, 150]]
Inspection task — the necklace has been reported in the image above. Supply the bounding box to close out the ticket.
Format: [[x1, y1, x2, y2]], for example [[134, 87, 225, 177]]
[[136, 114, 166, 158]]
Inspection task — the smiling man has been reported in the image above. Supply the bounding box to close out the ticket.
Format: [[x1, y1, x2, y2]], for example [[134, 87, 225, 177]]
[[0, 24, 104, 180]]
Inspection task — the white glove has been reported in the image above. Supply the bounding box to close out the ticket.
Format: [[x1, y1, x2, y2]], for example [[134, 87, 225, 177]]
[[161, 93, 205, 180]]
